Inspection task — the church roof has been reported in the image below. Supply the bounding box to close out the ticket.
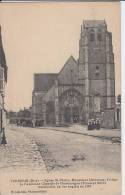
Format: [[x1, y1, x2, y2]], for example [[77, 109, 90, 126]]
[[57, 55, 78, 85], [34, 73, 58, 91], [34, 55, 77, 92], [58, 55, 77, 76], [83, 20, 106, 28]]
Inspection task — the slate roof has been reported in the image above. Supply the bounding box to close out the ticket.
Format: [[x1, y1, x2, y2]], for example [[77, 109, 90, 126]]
[[34, 56, 77, 92], [58, 55, 77, 77], [34, 73, 58, 91]]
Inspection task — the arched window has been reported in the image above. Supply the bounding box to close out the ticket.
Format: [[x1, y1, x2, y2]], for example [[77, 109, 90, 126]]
[[97, 29, 102, 41], [117, 108, 120, 122], [95, 66, 100, 75], [90, 29, 95, 41]]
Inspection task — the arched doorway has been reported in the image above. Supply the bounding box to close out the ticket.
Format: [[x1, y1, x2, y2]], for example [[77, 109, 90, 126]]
[[59, 89, 84, 124], [72, 106, 79, 123], [63, 106, 80, 123], [64, 107, 71, 123]]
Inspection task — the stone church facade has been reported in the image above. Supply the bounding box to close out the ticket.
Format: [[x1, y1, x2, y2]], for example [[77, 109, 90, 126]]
[[32, 20, 116, 128]]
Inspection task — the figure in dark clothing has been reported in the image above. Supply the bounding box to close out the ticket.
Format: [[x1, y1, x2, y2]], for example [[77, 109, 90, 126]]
[[88, 119, 92, 130], [95, 118, 101, 130], [91, 119, 95, 130]]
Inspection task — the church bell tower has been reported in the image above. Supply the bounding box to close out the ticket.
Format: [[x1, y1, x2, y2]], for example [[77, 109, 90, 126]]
[[78, 20, 115, 124]]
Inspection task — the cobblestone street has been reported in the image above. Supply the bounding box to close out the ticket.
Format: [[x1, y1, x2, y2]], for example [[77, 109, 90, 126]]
[[0, 127, 46, 173], [0, 125, 121, 174]]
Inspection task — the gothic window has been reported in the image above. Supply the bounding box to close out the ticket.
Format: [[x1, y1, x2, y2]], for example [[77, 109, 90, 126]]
[[97, 29, 102, 41], [117, 108, 120, 122], [90, 29, 95, 41], [94, 96, 100, 112], [95, 66, 100, 75]]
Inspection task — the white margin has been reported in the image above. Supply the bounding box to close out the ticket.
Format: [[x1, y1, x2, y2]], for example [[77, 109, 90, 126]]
[[121, 1, 125, 195]]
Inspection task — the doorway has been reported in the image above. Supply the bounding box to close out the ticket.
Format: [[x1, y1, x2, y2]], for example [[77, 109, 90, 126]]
[[64, 106, 79, 123]]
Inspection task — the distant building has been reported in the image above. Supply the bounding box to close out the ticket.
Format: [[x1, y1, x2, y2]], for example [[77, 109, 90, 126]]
[[0, 26, 8, 143], [32, 20, 117, 129]]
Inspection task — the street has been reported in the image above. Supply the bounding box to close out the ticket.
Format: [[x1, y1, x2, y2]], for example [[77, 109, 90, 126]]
[[0, 125, 121, 173]]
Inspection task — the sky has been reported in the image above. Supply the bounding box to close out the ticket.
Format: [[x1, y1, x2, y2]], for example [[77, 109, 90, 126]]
[[0, 2, 121, 111]]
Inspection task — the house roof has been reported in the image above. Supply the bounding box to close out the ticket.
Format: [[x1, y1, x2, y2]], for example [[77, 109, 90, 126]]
[[0, 26, 8, 82], [34, 73, 58, 91]]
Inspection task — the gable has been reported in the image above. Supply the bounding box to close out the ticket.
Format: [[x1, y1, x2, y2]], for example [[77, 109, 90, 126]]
[[58, 56, 78, 85]]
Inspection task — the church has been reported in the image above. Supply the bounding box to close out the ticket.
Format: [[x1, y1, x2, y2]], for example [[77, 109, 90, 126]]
[[32, 20, 116, 128]]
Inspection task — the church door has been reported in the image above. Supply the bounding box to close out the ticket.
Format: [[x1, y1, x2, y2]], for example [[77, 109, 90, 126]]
[[64, 107, 71, 123], [59, 89, 84, 124], [73, 106, 79, 123]]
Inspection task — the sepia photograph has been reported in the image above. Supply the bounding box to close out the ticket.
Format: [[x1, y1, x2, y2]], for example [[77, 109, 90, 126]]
[[0, 1, 121, 195]]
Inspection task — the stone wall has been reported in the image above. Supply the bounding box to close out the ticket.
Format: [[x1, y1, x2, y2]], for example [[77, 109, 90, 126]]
[[101, 109, 115, 129]]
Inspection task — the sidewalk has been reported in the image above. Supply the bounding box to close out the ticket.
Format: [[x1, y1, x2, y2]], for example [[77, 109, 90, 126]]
[[40, 124, 121, 143], [0, 128, 46, 173]]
